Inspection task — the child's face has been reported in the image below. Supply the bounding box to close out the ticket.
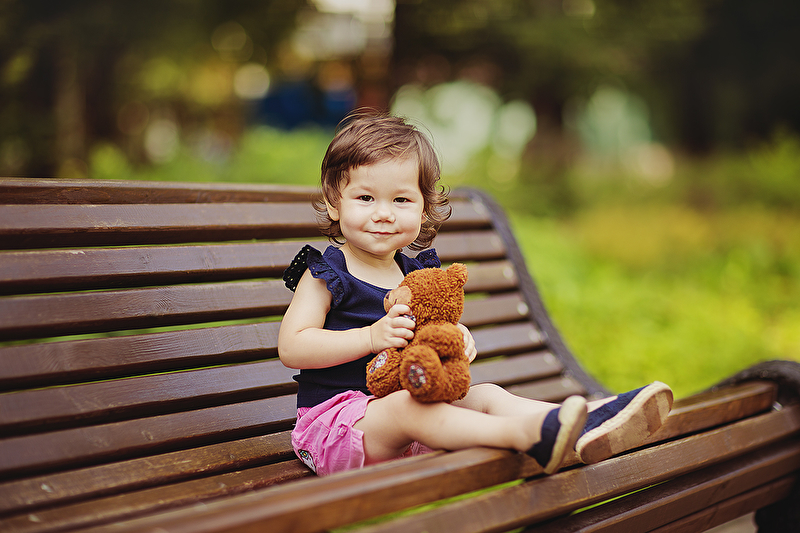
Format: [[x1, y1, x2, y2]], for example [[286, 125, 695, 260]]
[[327, 157, 425, 258]]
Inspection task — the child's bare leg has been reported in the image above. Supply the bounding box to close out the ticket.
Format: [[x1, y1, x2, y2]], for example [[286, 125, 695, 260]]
[[354, 390, 546, 463], [453, 382, 558, 416], [354, 387, 587, 474], [455, 382, 616, 416]]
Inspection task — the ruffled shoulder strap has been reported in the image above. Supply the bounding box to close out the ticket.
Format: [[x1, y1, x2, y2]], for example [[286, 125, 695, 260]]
[[394, 248, 441, 275], [282, 244, 315, 291], [282, 245, 346, 307]]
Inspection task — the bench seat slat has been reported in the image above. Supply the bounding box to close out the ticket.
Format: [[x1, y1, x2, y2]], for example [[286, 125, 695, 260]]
[[647, 477, 794, 533], [0, 361, 296, 434], [531, 447, 799, 532], [0, 395, 297, 480], [72, 384, 789, 533], [0, 433, 297, 517], [2, 461, 312, 533], [0, 322, 281, 392], [346, 407, 800, 533]]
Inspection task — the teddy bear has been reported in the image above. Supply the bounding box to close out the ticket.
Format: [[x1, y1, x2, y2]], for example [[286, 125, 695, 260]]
[[366, 263, 472, 403]]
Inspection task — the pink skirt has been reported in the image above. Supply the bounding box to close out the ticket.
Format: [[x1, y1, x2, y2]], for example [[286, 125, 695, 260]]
[[292, 390, 433, 476]]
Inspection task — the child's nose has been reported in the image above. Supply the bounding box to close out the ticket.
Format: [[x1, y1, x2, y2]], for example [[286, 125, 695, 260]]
[[372, 202, 395, 222]]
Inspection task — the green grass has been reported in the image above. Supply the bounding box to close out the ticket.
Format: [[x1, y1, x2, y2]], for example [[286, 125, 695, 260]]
[[509, 206, 800, 398]]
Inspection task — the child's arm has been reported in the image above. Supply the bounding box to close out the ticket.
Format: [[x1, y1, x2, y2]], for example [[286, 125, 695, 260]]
[[278, 270, 416, 370]]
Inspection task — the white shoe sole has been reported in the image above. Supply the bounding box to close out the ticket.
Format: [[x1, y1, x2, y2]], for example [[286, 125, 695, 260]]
[[576, 381, 673, 464]]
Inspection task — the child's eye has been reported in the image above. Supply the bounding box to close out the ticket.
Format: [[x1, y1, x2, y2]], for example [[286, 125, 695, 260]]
[[358, 195, 373, 202], [394, 197, 409, 203]]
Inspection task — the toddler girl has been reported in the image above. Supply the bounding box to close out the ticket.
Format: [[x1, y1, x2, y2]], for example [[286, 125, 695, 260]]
[[279, 111, 672, 476]]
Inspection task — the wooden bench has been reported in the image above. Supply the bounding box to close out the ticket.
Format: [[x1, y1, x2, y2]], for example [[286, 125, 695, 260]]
[[1, 177, 799, 533]]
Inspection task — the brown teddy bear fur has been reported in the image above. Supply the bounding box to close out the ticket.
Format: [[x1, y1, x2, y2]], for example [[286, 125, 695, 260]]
[[366, 263, 472, 403]]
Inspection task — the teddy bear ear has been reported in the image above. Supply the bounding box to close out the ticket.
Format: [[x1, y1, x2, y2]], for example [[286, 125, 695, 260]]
[[446, 263, 468, 287]]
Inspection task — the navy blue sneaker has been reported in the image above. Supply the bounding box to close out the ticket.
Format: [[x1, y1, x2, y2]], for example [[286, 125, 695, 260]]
[[576, 381, 673, 464], [527, 395, 587, 474]]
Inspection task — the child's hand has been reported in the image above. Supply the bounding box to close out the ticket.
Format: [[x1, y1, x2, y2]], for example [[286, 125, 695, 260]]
[[369, 303, 416, 353], [458, 323, 477, 362]]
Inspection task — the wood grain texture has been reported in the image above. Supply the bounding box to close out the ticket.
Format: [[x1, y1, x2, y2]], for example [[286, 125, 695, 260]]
[[0, 280, 291, 341], [0, 322, 281, 392], [350, 405, 800, 533], [0, 360, 296, 434], [62, 383, 788, 533], [0, 432, 296, 516], [0, 395, 297, 480], [529, 447, 798, 533]]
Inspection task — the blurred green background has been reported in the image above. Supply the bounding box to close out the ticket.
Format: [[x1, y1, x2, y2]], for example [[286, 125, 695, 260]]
[[2, 0, 799, 397]]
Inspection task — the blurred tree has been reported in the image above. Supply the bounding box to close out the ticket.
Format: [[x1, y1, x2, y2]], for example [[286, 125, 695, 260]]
[[0, 0, 306, 176], [392, 0, 800, 153], [393, 0, 706, 141], [667, 0, 800, 152]]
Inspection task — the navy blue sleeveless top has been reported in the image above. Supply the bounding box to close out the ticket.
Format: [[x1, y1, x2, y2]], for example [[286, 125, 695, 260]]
[[282, 245, 440, 408]]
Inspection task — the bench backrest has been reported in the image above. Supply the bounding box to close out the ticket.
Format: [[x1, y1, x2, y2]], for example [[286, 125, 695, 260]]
[[0, 178, 606, 528]]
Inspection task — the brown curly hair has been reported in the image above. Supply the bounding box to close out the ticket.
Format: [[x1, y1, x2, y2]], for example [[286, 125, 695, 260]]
[[314, 110, 451, 251]]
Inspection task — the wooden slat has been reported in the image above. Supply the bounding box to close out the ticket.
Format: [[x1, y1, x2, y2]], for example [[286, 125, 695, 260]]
[[0, 233, 508, 296], [0, 202, 490, 250], [530, 446, 799, 532], [469, 352, 564, 388], [0, 361, 296, 435], [462, 292, 529, 327], [506, 375, 588, 402], [0, 203, 325, 249], [1, 461, 312, 533], [0, 322, 281, 392], [80, 448, 522, 533], [348, 407, 800, 533], [441, 199, 493, 230], [0, 178, 317, 205], [0, 280, 291, 341], [432, 232, 506, 262], [649, 477, 793, 533], [0, 432, 297, 516], [0, 179, 485, 224], [0, 240, 326, 296], [650, 381, 777, 443], [0, 395, 297, 480], [75, 388, 799, 533], [472, 322, 545, 358], [462, 260, 518, 293]]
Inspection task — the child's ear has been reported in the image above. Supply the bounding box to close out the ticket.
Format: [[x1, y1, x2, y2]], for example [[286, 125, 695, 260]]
[[325, 199, 340, 221]]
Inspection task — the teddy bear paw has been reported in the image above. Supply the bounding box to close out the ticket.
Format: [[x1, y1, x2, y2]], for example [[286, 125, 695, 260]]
[[406, 363, 429, 389]]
